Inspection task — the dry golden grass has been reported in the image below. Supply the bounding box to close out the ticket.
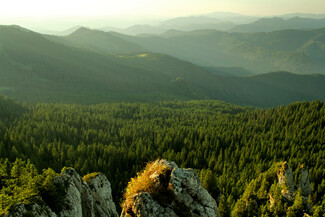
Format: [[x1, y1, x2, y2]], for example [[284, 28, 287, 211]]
[[83, 172, 99, 184], [122, 160, 169, 209]]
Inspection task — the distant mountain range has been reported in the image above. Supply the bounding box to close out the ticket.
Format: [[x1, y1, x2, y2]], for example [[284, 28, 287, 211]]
[[26, 12, 325, 36], [99, 16, 236, 36], [230, 16, 325, 32], [48, 27, 143, 54], [278, 13, 325, 19], [201, 11, 259, 24], [51, 26, 325, 76], [1, 25, 325, 107], [113, 27, 325, 74], [96, 14, 325, 36]]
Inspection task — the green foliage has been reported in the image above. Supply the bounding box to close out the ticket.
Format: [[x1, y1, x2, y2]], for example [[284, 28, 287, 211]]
[[290, 189, 305, 216], [312, 203, 325, 217], [0, 96, 27, 124], [0, 159, 62, 215], [269, 183, 286, 216], [0, 159, 45, 214], [200, 169, 220, 200], [124, 27, 325, 74], [1, 26, 325, 107], [0, 98, 325, 215], [218, 194, 231, 217], [232, 162, 317, 216], [41, 168, 58, 192], [53, 27, 143, 54]]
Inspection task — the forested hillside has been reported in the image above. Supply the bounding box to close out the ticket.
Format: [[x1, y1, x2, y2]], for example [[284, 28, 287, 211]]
[[0, 96, 27, 123], [0, 25, 214, 103], [48, 27, 144, 54], [1, 25, 325, 107], [118, 27, 325, 74], [0, 98, 325, 216]]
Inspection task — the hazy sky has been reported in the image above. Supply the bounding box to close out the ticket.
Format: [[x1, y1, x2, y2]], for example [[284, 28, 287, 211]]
[[1, 0, 325, 30], [1, 0, 325, 17]]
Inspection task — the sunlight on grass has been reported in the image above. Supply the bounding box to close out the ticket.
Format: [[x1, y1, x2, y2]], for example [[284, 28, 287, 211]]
[[122, 160, 169, 209], [137, 54, 148, 58]]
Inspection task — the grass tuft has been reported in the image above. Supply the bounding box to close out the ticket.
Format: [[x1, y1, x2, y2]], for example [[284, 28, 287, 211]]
[[122, 160, 170, 210], [83, 172, 100, 184]]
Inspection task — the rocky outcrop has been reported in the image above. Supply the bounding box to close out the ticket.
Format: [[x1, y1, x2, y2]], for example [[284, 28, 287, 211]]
[[277, 161, 296, 201], [88, 172, 118, 217], [126, 192, 178, 217], [4, 203, 57, 217], [54, 168, 91, 217], [277, 161, 295, 192], [121, 159, 219, 217], [4, 168, 118, 217], [298, 164, 312, 197], [270, 161, 312, 212], [276, 162, 312, 202]]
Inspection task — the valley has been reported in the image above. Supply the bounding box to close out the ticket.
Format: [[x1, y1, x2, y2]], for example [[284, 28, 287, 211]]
[[1, 5, 325, 216]]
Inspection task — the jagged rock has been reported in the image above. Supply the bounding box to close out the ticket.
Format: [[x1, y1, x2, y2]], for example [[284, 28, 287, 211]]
[[170, 166, 219, 216], [54, 168, 95, 217], [121, 159, 219, 217], [298, 165, 312, 197], [277, 161, 295, 192], [4, 203, 57, 217], [4, 168, 118, 217], [125, 192, 178, 217], [274, 161, 312, 213], [277, 162, 296, 202], [88, 173, 118, 217]]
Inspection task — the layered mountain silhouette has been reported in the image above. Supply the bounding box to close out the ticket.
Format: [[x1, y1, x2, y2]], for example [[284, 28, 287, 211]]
[[230, 17, 325, 32], [1, 25, 325, 106], [115, 27, 325, 74], [97, 15, 325, 36]]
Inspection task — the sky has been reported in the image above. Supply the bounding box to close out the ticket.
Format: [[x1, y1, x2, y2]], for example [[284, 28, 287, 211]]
[[0, 0, 325, 30]]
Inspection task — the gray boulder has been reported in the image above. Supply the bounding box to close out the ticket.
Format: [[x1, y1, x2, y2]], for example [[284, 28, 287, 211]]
[[4, 203, 57, 217], [121, 159, 219, 217], [298, 165, 312, 197], [3, 168, 118, 217], [88, 173, 118, 217], [277, 161, 295, 192]]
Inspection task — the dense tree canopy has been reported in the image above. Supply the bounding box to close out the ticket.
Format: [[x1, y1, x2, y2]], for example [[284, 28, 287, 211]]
[[0, 98, 324, 216]]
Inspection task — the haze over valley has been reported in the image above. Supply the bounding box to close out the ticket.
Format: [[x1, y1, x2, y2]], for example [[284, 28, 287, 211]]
[[1, 1, 325, 217]]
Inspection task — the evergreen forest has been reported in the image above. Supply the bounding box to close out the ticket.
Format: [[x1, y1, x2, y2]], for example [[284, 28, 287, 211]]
[[0, 96, 325, 216]]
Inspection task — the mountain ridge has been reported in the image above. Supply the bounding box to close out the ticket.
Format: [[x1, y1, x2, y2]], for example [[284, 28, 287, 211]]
[[1, 25, 325, 107], [230, 16, 325, 32]]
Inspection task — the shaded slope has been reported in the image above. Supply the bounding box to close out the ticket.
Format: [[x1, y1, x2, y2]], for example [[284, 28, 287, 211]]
[[1, 25, 325, 107], [230, 16, 325, 33], [159, 16, 234, 32], [0, 26, 210, 103], [0, 95, 28, 123], [47, 27, 144, 54], [119, 28, 325, 74]]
